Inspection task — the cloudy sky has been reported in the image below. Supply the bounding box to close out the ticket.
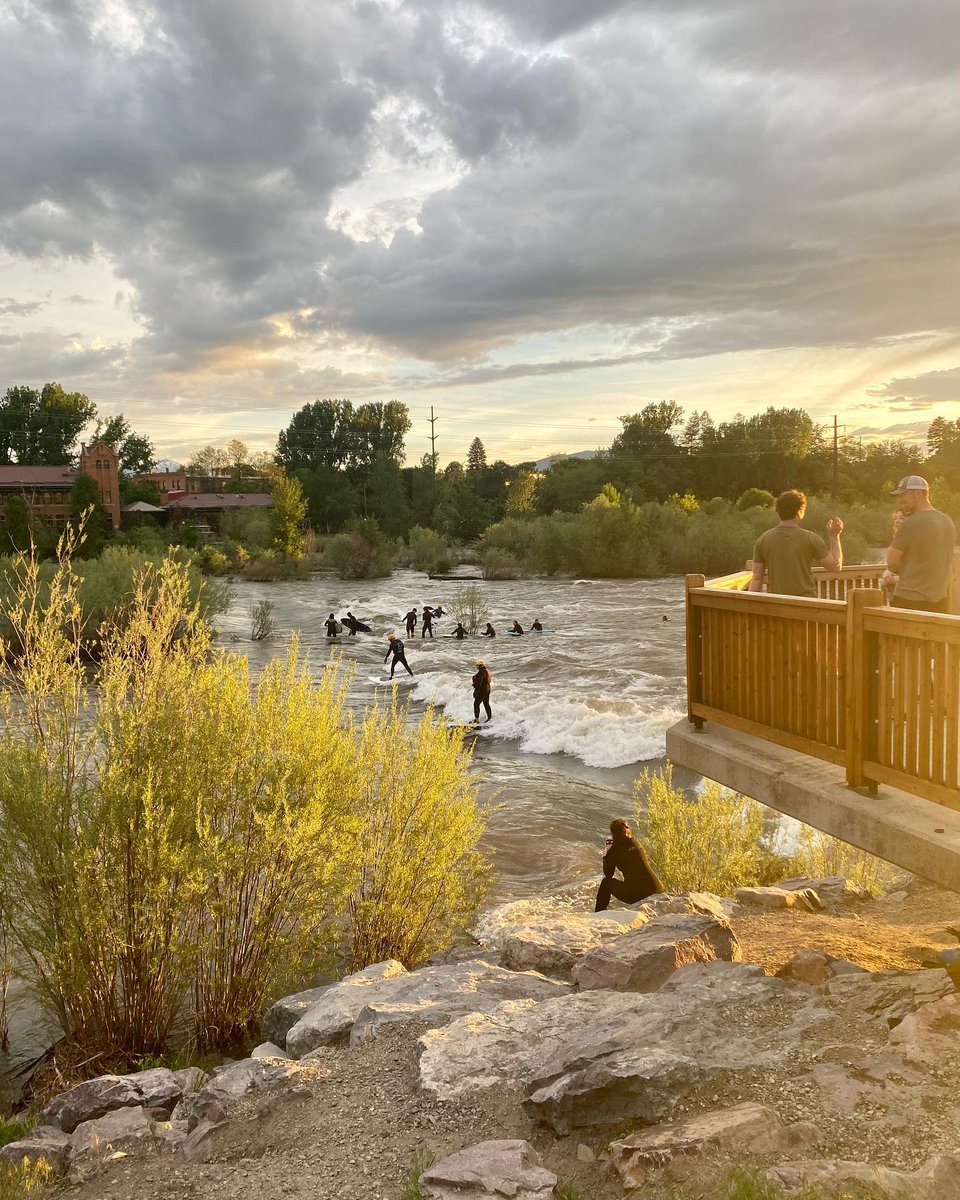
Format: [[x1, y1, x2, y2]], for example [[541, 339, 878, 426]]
[[2, 0, 959, 466]]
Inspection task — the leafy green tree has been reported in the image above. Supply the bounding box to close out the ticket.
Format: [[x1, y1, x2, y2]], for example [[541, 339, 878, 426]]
[[294, 465, 357, 533], [269, 470, 307, 559], [1, 496, 32, 553], [277, 400, 357, 471], [505, 469, 541, 515], [68, 472, 111, 557], [737, 487, 776, 511], [366, 455, 411, 537], [97, 414, 156, 476], [0, 383, 97, 465]]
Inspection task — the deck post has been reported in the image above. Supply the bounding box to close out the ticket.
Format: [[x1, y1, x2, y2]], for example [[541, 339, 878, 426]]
[[685, 574, 706, 729], [845, 588, 884, 790], [949, 548, 960, 616]]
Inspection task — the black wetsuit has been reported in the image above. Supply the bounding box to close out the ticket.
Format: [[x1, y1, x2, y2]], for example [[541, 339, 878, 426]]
[[421, 608, 434, 638], [594, 838, 663, 911], [511, 622, 523, 635], [324, 617, 338, 639], [384, 637, 413, 678], [345, 614, 359, 636], [405, 610, 417, 636], [472, 665, 492, 722], [481, 624, 496, 637], [454, 623, 468, 640], [531, 620, 543, 631]]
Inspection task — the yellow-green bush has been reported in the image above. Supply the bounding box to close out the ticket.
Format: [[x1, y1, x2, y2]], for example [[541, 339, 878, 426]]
[[0, 542, 490, 1059], [0, 1159, 51, 1200], [347, 704, 491, 971]]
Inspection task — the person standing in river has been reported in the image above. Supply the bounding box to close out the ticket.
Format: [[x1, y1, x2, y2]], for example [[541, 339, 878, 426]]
[[405, 607, 418, 637], [472, 661, 492, 723], [421, 605, 434, 638], [594, 818, 663, 911], [324, 613, 339, 639]]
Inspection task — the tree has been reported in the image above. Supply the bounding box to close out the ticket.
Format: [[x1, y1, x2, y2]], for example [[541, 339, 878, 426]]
[[97, 414, 156, 476], [505, 470, 541, 515], [611, 401, 684, 458], [276, 400, 357, 472], [1, 496, 32, 553], [0, 383, 97, 465], [269, 470, 307, 559], [467, 438, 487, 472], [186, 444, 231, 476], [68, 471, 111, 557]]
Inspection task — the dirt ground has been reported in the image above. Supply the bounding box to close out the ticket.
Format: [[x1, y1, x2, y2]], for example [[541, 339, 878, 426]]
[[60, 883, 960, 1200]]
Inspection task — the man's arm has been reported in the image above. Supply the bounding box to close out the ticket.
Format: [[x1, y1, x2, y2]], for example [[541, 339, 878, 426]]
[[886, 546, 904, 572], [818, 518, 843, 572], [747, 561, 765, 592]]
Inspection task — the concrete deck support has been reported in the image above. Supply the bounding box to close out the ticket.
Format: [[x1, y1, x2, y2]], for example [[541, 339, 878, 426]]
[[666, 719, 960, 891]]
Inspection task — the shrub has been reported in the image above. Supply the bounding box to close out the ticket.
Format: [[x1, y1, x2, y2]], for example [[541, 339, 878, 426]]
[[793, 827, 899, 894], [451, 584, 490, 633], [326, 524, 394, 579], [635, 767, 789, 895], [240, 551, 312, 582], [0, 1159, 51, 1200], [347, 705, 491, 971], [408, 526, 449, 572], [0, 1117, 35, 1149], [220, 508, 272, 553], [737, 487, 776, 511], [481, 548, 521, 580], [250, 599, 277, 640]]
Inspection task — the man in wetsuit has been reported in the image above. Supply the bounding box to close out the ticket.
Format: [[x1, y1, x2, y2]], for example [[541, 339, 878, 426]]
[[421, 606, 434, 638], [324, 613, 338, 638], [453, 622, 468, 639], [405, 608, 418, 637], [481, 623, 496, 637], [344, 611, 360, 636], [594, 818, 663, 911], [531, 619, 543, 631], [472, 661, 491, 723], [384, 633, 413, 678], [511, 620, 524, 635]]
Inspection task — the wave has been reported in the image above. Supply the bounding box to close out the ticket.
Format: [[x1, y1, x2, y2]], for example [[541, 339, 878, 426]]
[[412, 670, 682, 770]]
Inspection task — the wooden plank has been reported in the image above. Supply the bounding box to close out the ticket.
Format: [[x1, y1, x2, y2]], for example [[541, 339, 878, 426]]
[[903, 640, 919, 778], [917, 640, 933, 782], [845, 590, 885, 788], [690, 704, 846, 766], [946, 642, 960, 792], [931, 640, 947, 787], [684, 575, 705, 724], [862, 761, 960, 812], [690, 591, 846, 622], [863, 609, 960, 645]]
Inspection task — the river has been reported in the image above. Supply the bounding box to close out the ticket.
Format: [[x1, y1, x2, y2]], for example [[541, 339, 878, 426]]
[[220, 569, 692, 899]]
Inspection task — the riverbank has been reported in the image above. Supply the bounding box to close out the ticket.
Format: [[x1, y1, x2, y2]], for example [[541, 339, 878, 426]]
[[8, 873, 958, 1200]]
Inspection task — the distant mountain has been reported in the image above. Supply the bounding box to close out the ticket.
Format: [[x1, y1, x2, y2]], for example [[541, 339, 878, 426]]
[[533, 449, 598, 471]]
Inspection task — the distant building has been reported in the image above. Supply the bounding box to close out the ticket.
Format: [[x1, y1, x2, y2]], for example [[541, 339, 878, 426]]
[[132, 467, 198, 504], [164, 492, 273, 531], [0, 439, 122, 532]]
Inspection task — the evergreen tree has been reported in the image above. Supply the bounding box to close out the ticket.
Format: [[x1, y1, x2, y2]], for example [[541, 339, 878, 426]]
[[467, 438, 487, 471], [68, 471, 111, 557]]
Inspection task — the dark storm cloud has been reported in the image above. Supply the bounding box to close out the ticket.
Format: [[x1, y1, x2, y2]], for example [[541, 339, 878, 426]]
[[868, 366, 960, 405], [1, 0, 959, 379]]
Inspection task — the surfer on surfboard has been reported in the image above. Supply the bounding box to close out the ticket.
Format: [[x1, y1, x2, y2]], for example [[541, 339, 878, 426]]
[[384, 633, 414, 678]]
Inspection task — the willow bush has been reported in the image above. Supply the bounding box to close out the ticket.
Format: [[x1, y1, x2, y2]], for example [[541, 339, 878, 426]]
[[347, 704, 491, 971], [635, 767, 790, 895]]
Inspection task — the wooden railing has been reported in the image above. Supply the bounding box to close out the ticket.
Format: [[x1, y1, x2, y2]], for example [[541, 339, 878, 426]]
[[686, 572, 960, 811]]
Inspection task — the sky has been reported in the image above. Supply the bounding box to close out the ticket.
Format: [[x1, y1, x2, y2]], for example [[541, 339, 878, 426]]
[[2, 0, 960, 467]]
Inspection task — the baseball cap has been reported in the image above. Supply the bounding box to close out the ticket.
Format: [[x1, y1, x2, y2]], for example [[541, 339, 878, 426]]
[[890, 475, 929, 495]]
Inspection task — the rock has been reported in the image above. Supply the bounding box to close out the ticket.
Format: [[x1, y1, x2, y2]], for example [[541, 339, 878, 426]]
[[499, 911, 647, 977], [607, 1104, 821, 1185], [889, 993, 960, 1066], [824, 968, 954, 1026], [734, 886, 822, 911], [152, 1118, 189, 1154], [419, 1140, 557, 1200], [177, 1117, 229, 1164], [289, 960, 569, 1056], [879, 890, 908, 905], [70, 1105, 156, 1157], [473, 886, 597, 950], [933, 947, 960, 967], [812, 1050, 953, 1124], [169, 1093, 227, 1133], [262, 960, 407, 1047], [776, 949, 867, 987], [576, 1143, 595, 1163], [633, 892, 733, 921], [768, 1153, 960, 1198], [125, 1067, 181, 1116], [199, 1057, 306, 1106], [251, 1041, 289, 1059], [172, 1067, 209, 1095], [42, 1074, 144, 1133], [419, 961, 800, 1132], [0, 1126, 72, 1174], [775, 876, 871, 906], [573, 912, 740, 993]]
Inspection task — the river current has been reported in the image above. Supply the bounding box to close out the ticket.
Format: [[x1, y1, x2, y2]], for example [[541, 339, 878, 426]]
[[221, 569, 691, 900]]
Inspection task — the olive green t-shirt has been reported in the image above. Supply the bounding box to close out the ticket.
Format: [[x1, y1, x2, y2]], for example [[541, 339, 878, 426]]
[[891, 508, 957, 603], [752, 525, 829, 597]]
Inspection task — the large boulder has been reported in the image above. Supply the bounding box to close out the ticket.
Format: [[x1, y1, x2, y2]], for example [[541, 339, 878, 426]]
[[500, 912, 647, 977], [0, 1126, 72, 1174], [734, 886, 821, 911], [775, 876, 871, 907], [473, 886, 597, 949], [768, 1153, 960, 1199], [125, 1067, 181, 1116], [262, 960, 407, 1046], [419, 1140, 557, 1200], [633, 892, 732, 922], [199, 1057, 308, 1106], [70, 1105, 156, 1158], [889, 993, 960, 1066], [824, 968, 954, 1026], [42, 1074, 145, 1133], [418, 962, 807, 1133], [573, 912, 740, 992], [607, 1104, 820, 1186], [288, 960, 569, 1057]]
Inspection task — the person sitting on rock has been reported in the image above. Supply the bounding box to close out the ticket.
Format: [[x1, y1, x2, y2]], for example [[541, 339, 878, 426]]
[[594, 818, 663, 911]]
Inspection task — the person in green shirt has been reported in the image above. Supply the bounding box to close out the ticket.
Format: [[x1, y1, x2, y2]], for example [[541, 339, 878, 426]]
[[885, 476, 957, 613], [748, 489, 843, 597]]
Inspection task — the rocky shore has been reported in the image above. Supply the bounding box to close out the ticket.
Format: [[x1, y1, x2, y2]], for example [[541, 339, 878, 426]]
[[4, 873, 960, 1199]]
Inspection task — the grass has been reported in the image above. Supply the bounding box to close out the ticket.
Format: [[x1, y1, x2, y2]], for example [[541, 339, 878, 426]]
[[0, 1119, 35, 1150], [555, 1184, 586, 1200], [665, 1165, 891, 1200], [0, 1160, 51, 1200], [398, 1149, 433, 1200]]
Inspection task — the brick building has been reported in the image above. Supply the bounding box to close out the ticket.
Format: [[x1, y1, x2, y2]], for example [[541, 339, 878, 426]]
[[132, 467, 198, 504], [0, 439, 122, 531]]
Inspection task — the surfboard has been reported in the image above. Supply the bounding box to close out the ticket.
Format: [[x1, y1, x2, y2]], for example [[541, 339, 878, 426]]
[[369, 675, 415, 686]]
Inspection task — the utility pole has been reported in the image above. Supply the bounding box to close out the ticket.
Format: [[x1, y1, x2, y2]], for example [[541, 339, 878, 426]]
[[832, 415, 839, 499], [429, 405, 438, 474]]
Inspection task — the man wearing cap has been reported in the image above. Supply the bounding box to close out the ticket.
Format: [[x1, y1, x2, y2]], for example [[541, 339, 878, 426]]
[[384, 633, 414, 678], [472, 661, 492, 723], [886, 476, 957, 613]]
